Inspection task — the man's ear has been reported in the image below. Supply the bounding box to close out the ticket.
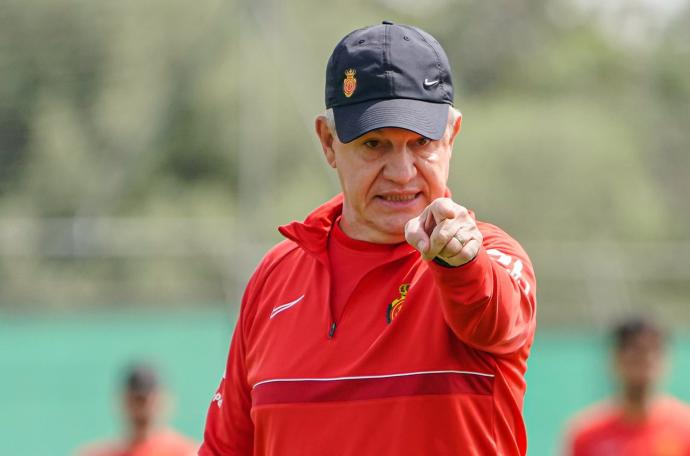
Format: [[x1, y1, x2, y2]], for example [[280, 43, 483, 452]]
[[315, 116, 337, 168], [448, 112, 462, 147]]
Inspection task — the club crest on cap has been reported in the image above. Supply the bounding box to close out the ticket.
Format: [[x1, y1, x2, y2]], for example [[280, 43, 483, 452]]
[[343, 68, 357, 98]]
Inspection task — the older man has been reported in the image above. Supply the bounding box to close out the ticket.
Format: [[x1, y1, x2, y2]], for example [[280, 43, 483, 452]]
[[200, 21, 536, 456]]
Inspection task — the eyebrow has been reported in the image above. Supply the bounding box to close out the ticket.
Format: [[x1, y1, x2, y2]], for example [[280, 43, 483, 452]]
[[361, 129, 432, 141], [367, 129, 427, 136]]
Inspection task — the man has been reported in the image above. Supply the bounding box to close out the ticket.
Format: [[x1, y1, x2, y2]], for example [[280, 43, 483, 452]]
[[200, 21, 536, 455], [564, 318, 690, 456], [76, 363, 197, 456]]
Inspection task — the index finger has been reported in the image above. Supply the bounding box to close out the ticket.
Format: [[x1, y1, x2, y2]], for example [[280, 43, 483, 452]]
[[429, 198, 459, 225]]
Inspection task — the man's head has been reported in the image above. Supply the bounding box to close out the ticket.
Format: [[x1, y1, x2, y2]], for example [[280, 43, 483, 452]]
[[611, 317, 666, 397], [121, 363, 165, 434], [315, 22, 461, 243]]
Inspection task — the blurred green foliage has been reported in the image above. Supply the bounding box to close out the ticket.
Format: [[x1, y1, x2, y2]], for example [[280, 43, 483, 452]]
[[1, 0, 689, 318]]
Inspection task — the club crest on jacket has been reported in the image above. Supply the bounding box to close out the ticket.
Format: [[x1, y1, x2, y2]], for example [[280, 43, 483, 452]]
[[387, 283, 410, 323]]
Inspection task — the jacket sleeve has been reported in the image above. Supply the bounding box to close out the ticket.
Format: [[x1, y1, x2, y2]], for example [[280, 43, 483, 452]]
[[198, 272, 260, 456], [428, 224, 536, 355]]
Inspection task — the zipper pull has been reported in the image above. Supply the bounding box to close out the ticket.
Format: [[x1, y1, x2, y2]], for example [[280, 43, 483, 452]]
[[328, 322, 337, 339]]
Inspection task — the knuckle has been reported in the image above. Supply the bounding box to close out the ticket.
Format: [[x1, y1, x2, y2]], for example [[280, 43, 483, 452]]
[[474, 230, 484, 243], [429, 235, 443, 251], [438, 226, 452, 241]]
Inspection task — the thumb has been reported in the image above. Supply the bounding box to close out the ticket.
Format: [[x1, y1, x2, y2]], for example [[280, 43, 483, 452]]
[[405, 216, 429, 254]]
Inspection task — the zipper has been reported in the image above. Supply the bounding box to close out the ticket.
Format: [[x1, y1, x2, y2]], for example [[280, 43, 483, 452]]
[[325, 249, 418, 339], [316, 227, 420, 340], [326, 260, 337, 339]]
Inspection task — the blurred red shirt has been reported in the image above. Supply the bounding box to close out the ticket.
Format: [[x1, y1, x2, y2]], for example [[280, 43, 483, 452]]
[[565, 396, 690, 456], [76, 429, 197, 456]]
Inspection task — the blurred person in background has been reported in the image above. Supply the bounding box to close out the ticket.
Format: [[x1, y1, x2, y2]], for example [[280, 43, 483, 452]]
[[76, 363, 197, 456], [200, 21, 536, 456], [564, 317, 690, 456]]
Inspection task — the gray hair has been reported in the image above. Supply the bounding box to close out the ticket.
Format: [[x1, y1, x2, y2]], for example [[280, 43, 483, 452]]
[[322, 106, 461, 141], [324, 108, 338, 137]]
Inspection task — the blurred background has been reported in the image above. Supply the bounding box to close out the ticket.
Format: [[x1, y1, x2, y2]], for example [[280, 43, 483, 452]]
[[1, 0, 689, 454]]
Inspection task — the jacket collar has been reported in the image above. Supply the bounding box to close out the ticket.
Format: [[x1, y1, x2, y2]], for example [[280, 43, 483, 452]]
[[278, 190, 459, 264], [279, 193, 418, 265], [278, 193, 344, 263]]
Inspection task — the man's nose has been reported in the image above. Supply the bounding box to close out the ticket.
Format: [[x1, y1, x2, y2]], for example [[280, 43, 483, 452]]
[[382, 148, 417, 184]]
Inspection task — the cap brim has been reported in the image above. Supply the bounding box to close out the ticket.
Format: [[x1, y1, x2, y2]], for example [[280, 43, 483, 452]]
[[332, 98, 449, 144]]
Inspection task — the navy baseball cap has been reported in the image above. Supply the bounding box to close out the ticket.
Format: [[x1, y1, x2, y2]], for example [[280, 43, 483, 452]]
[[325, 21, 454, 143]]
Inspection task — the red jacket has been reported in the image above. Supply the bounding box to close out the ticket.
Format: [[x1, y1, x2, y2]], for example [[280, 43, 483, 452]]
[[200, 194, 537, 455]]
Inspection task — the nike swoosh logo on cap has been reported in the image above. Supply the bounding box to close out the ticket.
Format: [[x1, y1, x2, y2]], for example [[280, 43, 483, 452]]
[[423, 79, 440, 87], [270, 295, 304, 319]]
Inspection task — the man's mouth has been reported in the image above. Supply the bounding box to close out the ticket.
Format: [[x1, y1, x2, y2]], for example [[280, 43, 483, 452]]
[[377, 192, 421, 203]]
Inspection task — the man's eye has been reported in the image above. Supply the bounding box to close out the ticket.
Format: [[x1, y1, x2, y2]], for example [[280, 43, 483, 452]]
[[364, 140, 380, 148], [416, 137, 431, 146]]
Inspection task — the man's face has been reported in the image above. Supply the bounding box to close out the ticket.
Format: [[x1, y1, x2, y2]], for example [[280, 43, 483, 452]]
[[123, 390, 161, 430], [614, 331, 665, 394], [317, 115, 460, 243]]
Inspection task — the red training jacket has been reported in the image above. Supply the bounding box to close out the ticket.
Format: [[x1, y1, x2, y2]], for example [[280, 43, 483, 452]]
[[200, 194, 537, 455]]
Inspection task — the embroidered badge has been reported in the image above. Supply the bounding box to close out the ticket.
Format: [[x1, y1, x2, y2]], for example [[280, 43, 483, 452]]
[[386, 283, 410, 323], [343, 68, 357, 98]]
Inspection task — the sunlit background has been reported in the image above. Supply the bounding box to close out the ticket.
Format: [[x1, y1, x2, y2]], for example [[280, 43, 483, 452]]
[[1, 0, 689, 454]]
